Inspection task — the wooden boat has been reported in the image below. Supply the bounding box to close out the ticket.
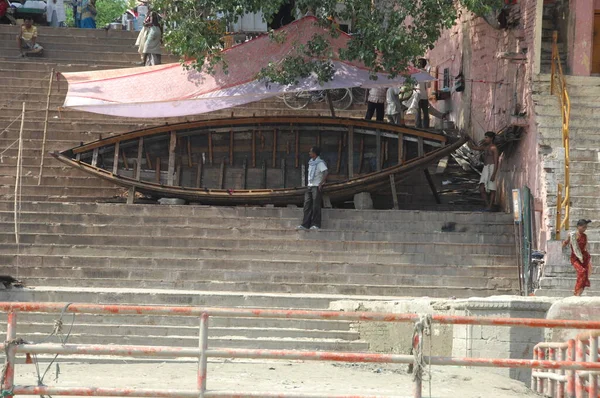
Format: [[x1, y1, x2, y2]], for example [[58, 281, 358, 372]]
[[51, 116, 467, 205]]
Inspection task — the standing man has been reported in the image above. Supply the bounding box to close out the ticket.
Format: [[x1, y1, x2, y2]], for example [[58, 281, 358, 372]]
[[385, 86, 403, 126], [364, 87, 386, 121], [468, 131, 499, 211], [297, 147, 328, 230], [415, 58, 431, 129]]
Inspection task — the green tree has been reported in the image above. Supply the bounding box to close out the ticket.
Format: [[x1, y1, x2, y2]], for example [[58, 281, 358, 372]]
[[95, 0, 128, 28], [152, 0, 503, 84]]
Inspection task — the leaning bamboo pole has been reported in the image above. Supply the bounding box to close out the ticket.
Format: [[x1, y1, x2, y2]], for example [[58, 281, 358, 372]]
[[15, 102, 25, 244], [38, 69, 55, 185]]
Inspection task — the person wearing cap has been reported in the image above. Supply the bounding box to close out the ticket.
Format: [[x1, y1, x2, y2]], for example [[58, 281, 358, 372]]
[[563, 219, 593, 296], [16, 17, 43, 57]]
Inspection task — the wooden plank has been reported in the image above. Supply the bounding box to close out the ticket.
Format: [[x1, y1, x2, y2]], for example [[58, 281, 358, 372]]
[[294, 129, 299, 168], [73, 116, 447, 154], [281, 158, 286, 188], [424, 169, 441, 204], [219, 158, 226, 189], [242, 158, 248, 189], [336, 133, 343, 174], [145, 144, 152, 169], [301, 163, 306, 187], [167, 131, 177, 186], [121, 149, 129, 170], [195, 159, 203, 188], [187, 137, 193, 168], [261, 160, 267, 189], [358, 138, 364, 174], [375, 129, 381, 171], [208, 132, 213, 165], [317, 131, 321, 147], [229, 129, 234, 166], [127, 186, 135, 205], [112, 142, 120, 174], [175, 163, 182, 187], [272, 129, 277, 168], [390, 174, 399, 210], [135, 137, 143, 181], [418, 137, 425, 157], [398, 133, 404, 164], [347, 126, 354, 178], [91, 148, 98, 167], [155, 157, 161, 183], [252, 129, 256, 168]]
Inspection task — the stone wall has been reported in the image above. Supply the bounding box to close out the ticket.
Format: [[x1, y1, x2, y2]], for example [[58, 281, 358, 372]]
[[426, 0, 547, 243]]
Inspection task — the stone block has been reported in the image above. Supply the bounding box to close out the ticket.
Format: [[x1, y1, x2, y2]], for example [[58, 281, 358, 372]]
[[546, 297, 600, 342], [353, 192, 373, 210]]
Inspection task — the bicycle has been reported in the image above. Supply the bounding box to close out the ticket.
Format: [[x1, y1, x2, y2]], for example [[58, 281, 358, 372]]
[[282, 88, 353, 110]]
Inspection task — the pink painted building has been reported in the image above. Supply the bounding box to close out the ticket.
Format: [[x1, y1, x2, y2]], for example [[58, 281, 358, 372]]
[[426, 0, 600, 247]]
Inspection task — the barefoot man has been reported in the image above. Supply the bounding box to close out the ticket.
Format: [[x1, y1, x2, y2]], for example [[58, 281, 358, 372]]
[[468, 131, 499, 211]]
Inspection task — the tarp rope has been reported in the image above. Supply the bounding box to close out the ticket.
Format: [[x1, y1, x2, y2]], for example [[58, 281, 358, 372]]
[[412, 314, 433, 397]]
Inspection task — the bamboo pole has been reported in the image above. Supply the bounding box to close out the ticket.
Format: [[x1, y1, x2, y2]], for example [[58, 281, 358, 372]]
[[15, 102, 25, 244], [38, 69, 55, 185]]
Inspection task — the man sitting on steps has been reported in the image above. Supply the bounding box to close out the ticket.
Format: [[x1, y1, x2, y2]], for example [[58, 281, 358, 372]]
[[16, 17, 43, 57]]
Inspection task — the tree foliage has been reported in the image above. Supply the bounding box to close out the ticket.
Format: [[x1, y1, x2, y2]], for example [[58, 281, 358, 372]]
[[152, 0, 502, 85], [96, 0, 128, 28]]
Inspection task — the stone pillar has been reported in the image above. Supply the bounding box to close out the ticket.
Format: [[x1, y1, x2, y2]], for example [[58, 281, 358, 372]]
[[569, 0, 594, 76], [451, 297, 554, 384]]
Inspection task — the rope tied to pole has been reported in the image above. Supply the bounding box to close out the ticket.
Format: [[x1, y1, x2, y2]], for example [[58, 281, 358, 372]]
[[412, 314, 433, 398]]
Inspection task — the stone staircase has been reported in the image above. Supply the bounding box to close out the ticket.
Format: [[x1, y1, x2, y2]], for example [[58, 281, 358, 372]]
[[533, 74, 600, 296], [0, 25, 520, 353]]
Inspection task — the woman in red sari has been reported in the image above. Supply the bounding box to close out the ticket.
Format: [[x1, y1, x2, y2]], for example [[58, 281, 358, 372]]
[[563, 219, 592, 296]]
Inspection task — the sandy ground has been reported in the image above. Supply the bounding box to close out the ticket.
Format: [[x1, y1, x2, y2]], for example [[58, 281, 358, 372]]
[[14, 359, 539, 397]]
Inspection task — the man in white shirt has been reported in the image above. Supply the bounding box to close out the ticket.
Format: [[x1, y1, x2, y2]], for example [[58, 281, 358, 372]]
[[297, 147, 328, 230]]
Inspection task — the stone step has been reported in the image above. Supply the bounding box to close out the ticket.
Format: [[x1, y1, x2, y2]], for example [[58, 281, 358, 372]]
[[0, 243, 516, 266], [15, 276, 513, 297], [535, 288, 600, 297], [0, 39, 168, 55], [0, 201, 515, 223], [0, 51, 139, 67], [7, 266, 516, 292], [0, 255, 516, 277], [0, 59, 128, 72], [11, 311, 354, 330], [537, 117, 600, 129], [536, 74, 600, 86], [0, 175, 119, 188], [4, 321, 359, 341], [0, 24, 139, 39], [0, 232, 517, 255], [0, 186, 122, 199], [1, 211, 516, 234], [570, 173, 600, 186], [570, 149, 600, 162], [0, 222, 515, 244], [535, 103, 600, 118]]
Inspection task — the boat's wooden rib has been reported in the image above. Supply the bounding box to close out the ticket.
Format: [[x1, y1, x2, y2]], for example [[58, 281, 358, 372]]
[[50, 116, 465, 206]]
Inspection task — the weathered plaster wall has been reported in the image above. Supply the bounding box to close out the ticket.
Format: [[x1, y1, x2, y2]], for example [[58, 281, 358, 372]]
[[427, 1, 541, 223], [568, 0, 594, 75]]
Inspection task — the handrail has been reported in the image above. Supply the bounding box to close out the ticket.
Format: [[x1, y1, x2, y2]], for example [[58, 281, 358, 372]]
[[550, 31, 571, 240], [3, 302, 600, 398]]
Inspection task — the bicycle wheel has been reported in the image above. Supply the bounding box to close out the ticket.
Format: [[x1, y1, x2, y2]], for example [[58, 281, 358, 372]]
[[329, 88, 353, 110], [283, 91, 311, 110], [351, 87, 367, 105]]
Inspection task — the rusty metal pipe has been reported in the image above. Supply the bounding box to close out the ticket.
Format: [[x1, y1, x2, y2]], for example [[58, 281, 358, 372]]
[[2, 302, 600, 329]]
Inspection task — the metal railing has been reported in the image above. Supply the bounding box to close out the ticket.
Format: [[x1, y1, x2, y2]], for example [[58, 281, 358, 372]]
[[533, 330, 600, 397], [550, 31, 571, 240], [3, 302, 600, 398]]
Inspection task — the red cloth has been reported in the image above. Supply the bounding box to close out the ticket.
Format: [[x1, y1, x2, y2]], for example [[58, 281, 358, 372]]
[[0, 0, 8, 17], [571, 232, 591, 295]]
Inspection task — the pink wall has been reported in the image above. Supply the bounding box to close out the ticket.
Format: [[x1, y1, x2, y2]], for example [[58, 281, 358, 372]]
[[427, 0, 542, 227], [596, 0, 600, 10], [570, 0, 595, 75]]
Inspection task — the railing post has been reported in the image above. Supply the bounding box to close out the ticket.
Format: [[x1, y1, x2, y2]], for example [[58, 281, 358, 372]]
[[412, 327, 422, 398], [531, 347, 538, 392], [549, 348, 556, 397], [558, 347, 566, 398], [590, 335, 598, 398], [3, 311, 17, 398], [198, 312, 209, 398], [575, 338, 585, 398], [567, 339, 576, 398], [537, 348, 545, 394], [556, 183, 563, 241], [551, 31, 557, 96]]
